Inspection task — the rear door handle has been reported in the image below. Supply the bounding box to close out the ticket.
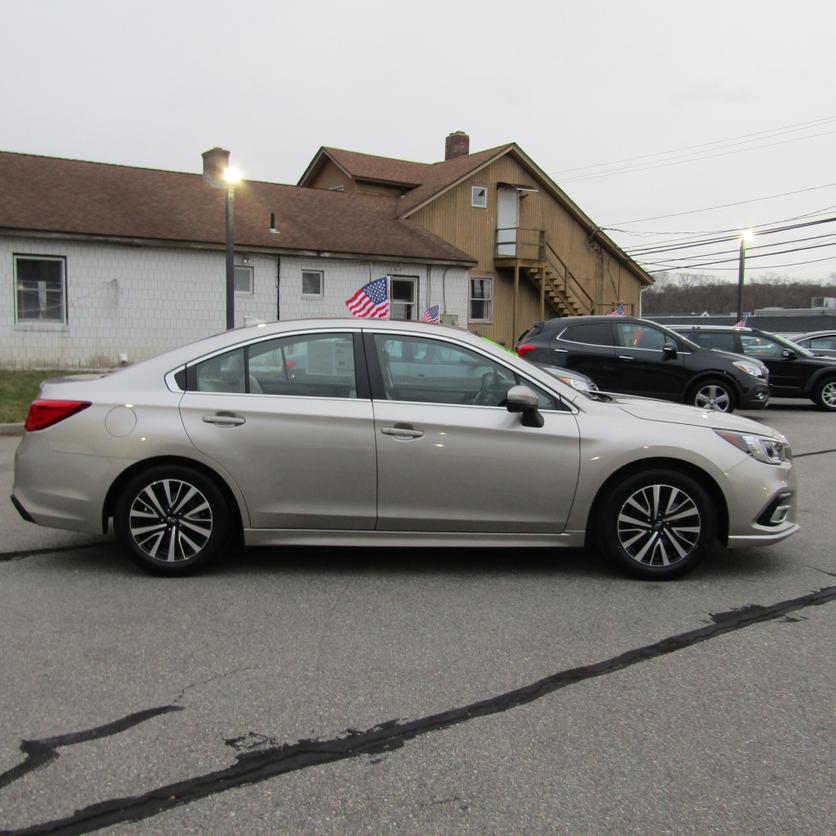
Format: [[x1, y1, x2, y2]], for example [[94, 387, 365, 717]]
[[381, 424, 424, 439], [617, 355, 635, 361], [202, 413, 246, 427]]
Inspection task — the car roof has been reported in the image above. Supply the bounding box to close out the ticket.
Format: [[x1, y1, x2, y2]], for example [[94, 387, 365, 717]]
[[669, 325, 754, 333], [795, 329, 836, 339]]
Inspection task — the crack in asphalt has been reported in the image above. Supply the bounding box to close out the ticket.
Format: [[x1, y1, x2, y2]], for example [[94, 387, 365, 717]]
[[1, 583, 833, 836], [0, 543, 109, 563], [0, 707, 183, 793]]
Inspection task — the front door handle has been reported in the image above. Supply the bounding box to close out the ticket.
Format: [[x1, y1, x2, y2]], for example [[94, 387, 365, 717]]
[[381, 424, 424, 439], [617, 355, 635, 361], [202, 412, 246, 427]]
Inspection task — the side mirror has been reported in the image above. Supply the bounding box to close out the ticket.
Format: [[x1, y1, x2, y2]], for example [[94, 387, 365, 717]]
[[782, 348, 797, 359], [505, 385, 544, 428], [662, 342, 678, 359]]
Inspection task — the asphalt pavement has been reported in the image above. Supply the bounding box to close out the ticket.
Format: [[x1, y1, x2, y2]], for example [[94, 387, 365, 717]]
[[0, 400, 834, 834]]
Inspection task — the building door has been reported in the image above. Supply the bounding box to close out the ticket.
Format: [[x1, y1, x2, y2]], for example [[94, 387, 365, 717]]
[[497, 188, 519, 256]]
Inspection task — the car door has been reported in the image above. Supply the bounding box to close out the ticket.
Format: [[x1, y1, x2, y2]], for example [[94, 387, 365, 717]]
[[367, 332, 580, 533], [553, 321, 617, 390], [739, 333, 807, 395], [612, 321, 688, 398], [179, 330, 377, 530]]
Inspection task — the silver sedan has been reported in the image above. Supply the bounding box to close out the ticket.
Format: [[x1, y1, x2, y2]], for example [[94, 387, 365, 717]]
[[12, 319, 799, 579]]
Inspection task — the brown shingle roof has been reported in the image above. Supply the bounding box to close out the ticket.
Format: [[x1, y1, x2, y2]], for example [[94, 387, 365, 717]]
[[302, 144, 513, 217], [0, 151, 475, 264], [319, 148, 432, 186]]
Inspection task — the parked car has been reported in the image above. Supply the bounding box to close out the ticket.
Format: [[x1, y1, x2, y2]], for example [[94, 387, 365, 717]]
[[516, 316, 769, 413], [791, 330, 836, 359], [670, 325, 836, 411], [13, 319, 797, 580]]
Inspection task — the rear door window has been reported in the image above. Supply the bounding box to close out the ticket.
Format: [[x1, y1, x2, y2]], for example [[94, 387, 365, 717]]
[[688, 332, 737, 352], [561, 322, 612, 346], [191, 333, 359, 398]]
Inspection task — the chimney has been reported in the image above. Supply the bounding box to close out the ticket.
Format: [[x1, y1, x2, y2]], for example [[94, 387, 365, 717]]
[[202, 146, 230, 188], [445, 131, 470, 160]]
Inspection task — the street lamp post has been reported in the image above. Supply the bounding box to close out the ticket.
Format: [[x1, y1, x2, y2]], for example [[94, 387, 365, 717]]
[[201, 148, 242, 331], [223, 167, 242, 330], [736, 229, 754, 323]]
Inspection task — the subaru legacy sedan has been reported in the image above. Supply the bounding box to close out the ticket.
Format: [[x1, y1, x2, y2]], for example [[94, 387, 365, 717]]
[[12, 320, 798, 580]]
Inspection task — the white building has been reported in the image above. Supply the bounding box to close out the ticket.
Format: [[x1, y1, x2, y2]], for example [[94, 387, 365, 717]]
[[0, 148, 473, 369]]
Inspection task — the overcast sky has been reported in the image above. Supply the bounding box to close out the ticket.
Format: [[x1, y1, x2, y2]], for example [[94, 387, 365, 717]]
[[4, 0, 835, 283]]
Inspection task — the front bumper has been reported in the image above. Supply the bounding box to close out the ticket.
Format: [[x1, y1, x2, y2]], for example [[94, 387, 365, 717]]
[[738, 382, 770, 409]]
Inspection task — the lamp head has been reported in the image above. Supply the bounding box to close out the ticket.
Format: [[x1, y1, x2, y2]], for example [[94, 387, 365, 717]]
[[223, 166, 243, 185]]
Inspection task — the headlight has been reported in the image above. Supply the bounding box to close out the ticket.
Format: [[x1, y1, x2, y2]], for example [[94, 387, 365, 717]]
[[715, 430, 791, 464], [732, 360, 765, 378], [557, 375, 597, 392]]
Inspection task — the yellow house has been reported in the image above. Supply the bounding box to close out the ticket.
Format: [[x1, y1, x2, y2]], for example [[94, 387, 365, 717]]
[[299, 131, 654, 345]]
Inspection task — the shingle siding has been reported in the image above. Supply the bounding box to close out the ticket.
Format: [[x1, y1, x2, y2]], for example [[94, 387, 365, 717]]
[[1, 236, 469, 368]]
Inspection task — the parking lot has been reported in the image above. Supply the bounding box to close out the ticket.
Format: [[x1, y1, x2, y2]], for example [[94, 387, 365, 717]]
[[0, 400, 833, 835]]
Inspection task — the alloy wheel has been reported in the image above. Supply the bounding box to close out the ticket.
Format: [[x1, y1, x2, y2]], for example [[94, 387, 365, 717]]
[[128, 478, 213, 562], [820, 380, 836, 409], [694, 384, 731, 412], [616, 483, 701, 568]]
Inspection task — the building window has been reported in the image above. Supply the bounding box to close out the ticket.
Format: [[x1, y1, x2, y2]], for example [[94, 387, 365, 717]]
[[302, 270, 323, 298], [14, 255, 67, 323], [234, 265, 253, 294], [390, 275, 418, 320], [472, 186, 487, 208], [470, 276, 492, 322]]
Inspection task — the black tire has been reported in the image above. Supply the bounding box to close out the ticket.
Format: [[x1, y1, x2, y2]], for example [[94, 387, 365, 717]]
[[114, 465, 230, 575], [598, 469, 716, 580], [814, 378, 836, 411], [688, 378, 735, 413]]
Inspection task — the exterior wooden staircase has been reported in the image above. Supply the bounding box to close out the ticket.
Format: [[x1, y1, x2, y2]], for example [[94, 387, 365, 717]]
[[524, 242, 593, 318]]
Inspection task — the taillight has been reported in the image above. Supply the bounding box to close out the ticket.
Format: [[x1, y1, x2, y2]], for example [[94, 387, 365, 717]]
[[24, 400, 91, 432], [517, 344, 537, 357]]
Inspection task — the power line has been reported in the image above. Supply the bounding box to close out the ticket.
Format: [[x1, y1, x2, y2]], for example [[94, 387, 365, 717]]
[[602, 182, 836, 228], [552, 114, 836, 175], [646, 253, 836, 273], [561, 129, 836, 184], [613, 202, 836, 239], [625, 215, 836, 257], [635, 231, 836, 265], [642, 240, 836, 271]]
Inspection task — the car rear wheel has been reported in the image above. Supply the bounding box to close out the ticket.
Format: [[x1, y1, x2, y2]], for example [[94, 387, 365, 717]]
[[814, 378, 836, 411], [114, 465, 229, 575], [689, 379, 735, 412], [598, 469, 716, 579]]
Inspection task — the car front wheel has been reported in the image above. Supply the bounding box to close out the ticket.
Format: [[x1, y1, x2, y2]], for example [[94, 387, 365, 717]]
[[689, 379, 735, 412], [114, 465, 230, 575], [814, 378, 836, 411], [598, 469, 716, 579]]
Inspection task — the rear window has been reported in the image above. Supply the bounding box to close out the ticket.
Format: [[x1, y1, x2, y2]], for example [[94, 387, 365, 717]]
[[688, 332, 737, 352], [561, 322, 612, 346]]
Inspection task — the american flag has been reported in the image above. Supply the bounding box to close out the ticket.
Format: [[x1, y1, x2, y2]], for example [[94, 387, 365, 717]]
[[345, 277, 390, 319], [607, 302, 625, 317], [734, 315, 747, 327], [420, 304, 441, 324]]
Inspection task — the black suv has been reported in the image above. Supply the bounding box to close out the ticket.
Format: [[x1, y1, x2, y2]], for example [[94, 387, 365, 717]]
[[670, 324, 836, 411], [517, 316, 770, 412]]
